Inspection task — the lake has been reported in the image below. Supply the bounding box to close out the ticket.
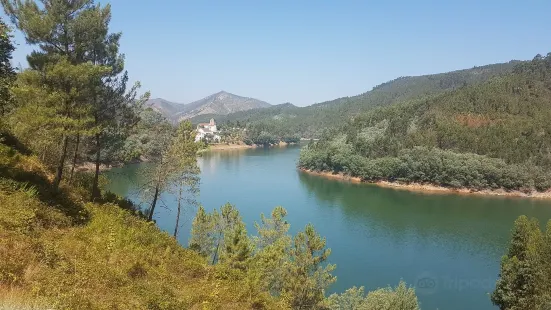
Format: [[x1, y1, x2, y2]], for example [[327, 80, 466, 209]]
[[105, 145, 551, 310]]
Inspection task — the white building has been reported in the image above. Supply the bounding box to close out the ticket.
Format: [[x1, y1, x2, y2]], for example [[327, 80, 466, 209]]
[[195, 118, 221, 142]]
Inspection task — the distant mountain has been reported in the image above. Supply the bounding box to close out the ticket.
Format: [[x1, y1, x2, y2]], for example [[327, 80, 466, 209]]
[[189, 102, 298, 125], [145, 98, 185, 118], [202, 61, 521, 137], [146, 91, 271, 122]]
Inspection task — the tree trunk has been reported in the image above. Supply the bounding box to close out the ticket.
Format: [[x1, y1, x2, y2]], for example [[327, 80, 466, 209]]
[[173, 185, 183, 238], [69, 133, 80, 182], [212, 231, 222, 265], [91, 133, 101, 201], [174, 182, 184, 239], [148, 183, 160, 221], [53, 135, 69, 189]]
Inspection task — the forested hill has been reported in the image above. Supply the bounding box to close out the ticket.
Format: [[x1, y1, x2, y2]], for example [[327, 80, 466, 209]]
[[198, 61, 519, 138], [299, 53, 551, 193]]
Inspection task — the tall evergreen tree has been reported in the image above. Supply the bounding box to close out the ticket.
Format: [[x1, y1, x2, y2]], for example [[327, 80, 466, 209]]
[[492, 216, 544, 310], [168, 121, 201, 238], [283, 223, 336, 309], [254, 206, 290, 249], [143, 121, 200, 222], [10, 57, 108, 183], [189, 206, 216, 258], [252, 206, 293, 295], [0, 17, 15, 118], [79, 3, 147, 200]]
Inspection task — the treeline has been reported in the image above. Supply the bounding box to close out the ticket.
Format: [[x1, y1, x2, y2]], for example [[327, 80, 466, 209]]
[[244, 121, 300, 146], [299, 54, 551, 193], [191, 62, 519, 139], [301, 146, 550, 192]]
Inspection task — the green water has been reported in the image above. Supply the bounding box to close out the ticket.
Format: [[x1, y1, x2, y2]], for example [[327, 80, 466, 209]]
[[105, 145, 551, 310]]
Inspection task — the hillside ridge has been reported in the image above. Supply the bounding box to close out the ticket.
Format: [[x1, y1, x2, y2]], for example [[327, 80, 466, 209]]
[[146, 91, 271, 122]]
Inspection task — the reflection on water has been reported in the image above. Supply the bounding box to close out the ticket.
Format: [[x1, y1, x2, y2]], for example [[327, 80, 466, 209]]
[[105, 146, 551, 310]]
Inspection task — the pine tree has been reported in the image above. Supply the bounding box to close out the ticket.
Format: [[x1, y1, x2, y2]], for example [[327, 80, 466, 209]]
[[283, 223, 336, 309], [251, 206, 292, 295], [254, 206, 290, 249], [326, 281, 420, 310], [10, 57, 108, 184], [82, 4, 147, 200], [2, 0, 123, 189], [491, 216, 544, 310], [144, 121, 200, 222], [169, 121, 201, 238], [211, 203, 242, 265], [220, 219, 252, 271], [189, 206, 216, 258], [0, 17, 15, 118]]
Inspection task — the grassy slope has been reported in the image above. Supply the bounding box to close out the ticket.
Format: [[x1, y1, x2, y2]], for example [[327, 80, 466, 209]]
[[0, 143, 285, 309]]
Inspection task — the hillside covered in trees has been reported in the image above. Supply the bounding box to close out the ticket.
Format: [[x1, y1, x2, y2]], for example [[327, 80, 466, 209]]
[[193, 61, 519, 139], [299, 54, 551, 193]]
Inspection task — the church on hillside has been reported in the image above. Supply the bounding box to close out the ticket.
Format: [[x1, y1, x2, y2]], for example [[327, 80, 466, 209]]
[[195, 118, 221, 142]]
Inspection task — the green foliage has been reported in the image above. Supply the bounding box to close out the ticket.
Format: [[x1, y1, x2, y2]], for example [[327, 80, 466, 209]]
[[189, 206, 216, 258], [283, 223, 336, 309], [138, 120, 203, 222], [491, 215, 551, 310], [0, 17, 15, 117], [121, 108, 173, 162], [326, 281, 420, 310], [212, 203, 250, 266], [220, 216, 253, 271], [282, 135, 301, 144], [191, 205, 341, 309], [299, 54, 551, 193], [9, 58, 109, 169], [2, 0, 144, 197]]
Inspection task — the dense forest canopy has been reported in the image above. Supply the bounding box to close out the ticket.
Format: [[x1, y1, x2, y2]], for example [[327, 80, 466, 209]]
[[299, 54, 551, 193]]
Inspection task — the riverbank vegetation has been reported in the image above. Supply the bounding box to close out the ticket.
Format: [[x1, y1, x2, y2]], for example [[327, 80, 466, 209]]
[[299, 54, 551, 194]]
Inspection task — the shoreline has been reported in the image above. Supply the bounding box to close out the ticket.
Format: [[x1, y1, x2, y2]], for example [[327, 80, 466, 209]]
[[206, 143, 256, 151], [298, 168, 551, 200], [206, 141, 301, 151]]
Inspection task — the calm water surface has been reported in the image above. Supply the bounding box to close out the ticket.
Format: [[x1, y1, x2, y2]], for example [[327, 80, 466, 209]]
[[105, 145, 551, 310]]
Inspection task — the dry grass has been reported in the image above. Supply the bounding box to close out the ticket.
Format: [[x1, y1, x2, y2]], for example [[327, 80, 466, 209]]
[[0, 144, 286, 310], [0, 287, 49, 310]]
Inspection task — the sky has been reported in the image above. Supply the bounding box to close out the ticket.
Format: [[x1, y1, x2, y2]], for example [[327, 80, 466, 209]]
[[6, 0, 551, 106]]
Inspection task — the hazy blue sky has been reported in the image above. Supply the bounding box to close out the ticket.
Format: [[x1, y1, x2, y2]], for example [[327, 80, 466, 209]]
[[6, 0, 551, 106]]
